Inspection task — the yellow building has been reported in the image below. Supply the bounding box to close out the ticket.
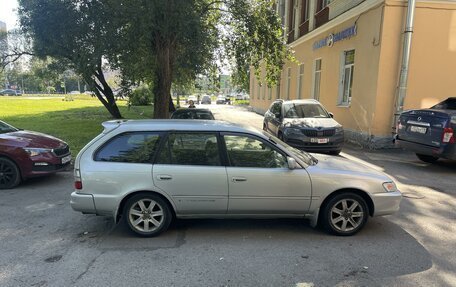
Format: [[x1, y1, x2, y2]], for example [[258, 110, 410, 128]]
[[250, 0, 456, 147]]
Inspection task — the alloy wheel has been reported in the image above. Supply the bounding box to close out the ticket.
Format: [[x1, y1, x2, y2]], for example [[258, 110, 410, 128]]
[[128, 199, 164, 233], [330, 199, 365, 232]]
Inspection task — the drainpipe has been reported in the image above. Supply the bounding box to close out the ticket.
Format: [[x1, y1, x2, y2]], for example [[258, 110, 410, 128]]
[[395, 0, 416, 115]]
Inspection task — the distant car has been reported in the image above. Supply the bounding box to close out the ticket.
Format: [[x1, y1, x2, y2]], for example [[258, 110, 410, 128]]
[[171, 108, 215, 120], [15, 90, 23, 96], [69, 91, 80, 95], [201, 95, 211, 104], [0, 120, 71, 189], [395, 97, 456, 163], [216, 95, 226, 105], [0, 89, 19, 96], [263, 99, 344, 155], [70, 120, 401, 237]]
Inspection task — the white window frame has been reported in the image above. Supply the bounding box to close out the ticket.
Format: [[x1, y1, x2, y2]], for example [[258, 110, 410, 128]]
[[311, 59, 322, 101], [338, 50, 355, 106], [297, 64, 304, 99]]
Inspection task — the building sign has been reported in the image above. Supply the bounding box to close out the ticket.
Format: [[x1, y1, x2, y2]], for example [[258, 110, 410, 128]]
[[313, 24, 357, 50]]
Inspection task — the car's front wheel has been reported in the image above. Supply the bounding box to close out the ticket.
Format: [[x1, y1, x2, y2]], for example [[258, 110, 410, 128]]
[[321, 193, 368, 236], [0, 158, 21, 189], [416, 153, 439, 163], [123, 193, 172, 237]]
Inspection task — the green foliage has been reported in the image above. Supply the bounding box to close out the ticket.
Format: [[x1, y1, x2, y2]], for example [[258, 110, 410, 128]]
[[128, 85, 154, 106], [0, 95, 152, 155], [233, 99, 250, 106]]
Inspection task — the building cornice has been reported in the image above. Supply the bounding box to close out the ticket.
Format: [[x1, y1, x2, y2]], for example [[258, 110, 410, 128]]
[[290, 0, 384, 48]]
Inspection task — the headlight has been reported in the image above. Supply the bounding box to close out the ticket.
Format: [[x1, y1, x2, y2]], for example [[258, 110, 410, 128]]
[[335, 127, 344, 134], [284, 128, 301, 136], [23, 148, 53, 157], [382, 182, 397, 192]]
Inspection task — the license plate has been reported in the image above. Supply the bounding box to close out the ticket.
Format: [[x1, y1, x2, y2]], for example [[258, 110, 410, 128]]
[[311, 138, 329, 144], [410, 126, 427, 134], [61, 155, 72, 164]]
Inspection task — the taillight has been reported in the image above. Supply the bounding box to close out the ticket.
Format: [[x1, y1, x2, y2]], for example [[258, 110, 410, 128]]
[[74, 168, 82, 190], [442, 128, 454, 143], [74, 181, 83, 190]]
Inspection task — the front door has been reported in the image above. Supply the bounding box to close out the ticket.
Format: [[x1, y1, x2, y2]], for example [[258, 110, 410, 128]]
[[153, 132, 228, 214], [223, 134, 312, 214]]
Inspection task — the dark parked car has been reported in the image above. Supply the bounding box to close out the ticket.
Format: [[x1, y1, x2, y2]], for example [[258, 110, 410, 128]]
[[201, 95, 211, 104], [0, 89, 20, 96], [171, 108, 215, 120], [263, 99, 344, 155], [0, 120, 71, 189], [395, 97, 456, 163]]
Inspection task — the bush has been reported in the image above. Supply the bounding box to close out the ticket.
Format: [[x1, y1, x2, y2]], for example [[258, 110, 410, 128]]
[[128, 85, 154, 106], [234, 99, 250, 106]]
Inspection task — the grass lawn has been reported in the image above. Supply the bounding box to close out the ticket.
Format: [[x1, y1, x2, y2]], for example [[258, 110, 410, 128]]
[[0, 95, 153, 155]]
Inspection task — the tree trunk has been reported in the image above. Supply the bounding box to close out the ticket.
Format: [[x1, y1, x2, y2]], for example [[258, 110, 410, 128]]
[[84, 72, 122, 119], [154, 43, 174, 119]]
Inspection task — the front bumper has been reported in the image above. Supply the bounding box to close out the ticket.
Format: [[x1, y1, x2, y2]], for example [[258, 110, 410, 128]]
[[283, 133, 344, 152], [371, 191, 402, 216], [70, 192, 97, 214]]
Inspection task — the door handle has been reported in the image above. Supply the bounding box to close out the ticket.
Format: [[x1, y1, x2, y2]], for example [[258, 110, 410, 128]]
[[232, 177, 247, 182], [157, 174, 172, 180]]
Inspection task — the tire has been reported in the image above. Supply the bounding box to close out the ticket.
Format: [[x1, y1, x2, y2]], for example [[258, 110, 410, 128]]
[[416, 153, 438, 163], [123, 193, 172, 237], [263, 123, 267, 131], [329, 150, 341, 156], [0, 157, 21, 189], [278, 132, 283, 141], [320, 192, 368, 236]]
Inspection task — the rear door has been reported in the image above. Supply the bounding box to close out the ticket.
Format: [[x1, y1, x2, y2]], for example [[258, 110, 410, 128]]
[[398, 109, 450, 147], [152, 132, 228, 214]]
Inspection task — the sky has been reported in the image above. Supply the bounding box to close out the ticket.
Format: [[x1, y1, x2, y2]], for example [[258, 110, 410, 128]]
[[0, 0, 19, 30]]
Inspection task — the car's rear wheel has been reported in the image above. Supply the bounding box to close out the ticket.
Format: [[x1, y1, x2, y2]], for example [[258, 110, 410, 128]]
[[123, 193, 172, 237], [416, 153, 439, 163], [0, 158, 21, 189], [321, 193, 368, 236]]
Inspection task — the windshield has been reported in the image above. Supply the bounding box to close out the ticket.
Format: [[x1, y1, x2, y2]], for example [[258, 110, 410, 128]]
[[263, 131, 317, 166], [283, 103, 330, 118], [0, 121, 19, 134], [431, 98, 456, 110]]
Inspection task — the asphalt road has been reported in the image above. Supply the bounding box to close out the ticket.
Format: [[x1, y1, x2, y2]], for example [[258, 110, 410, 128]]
[[0, 104, 455, 287]]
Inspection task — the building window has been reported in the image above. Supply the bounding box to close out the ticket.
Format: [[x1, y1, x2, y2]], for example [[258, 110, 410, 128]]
[[276, 82, 281, 99], [268, 86, 272, 100], [297, 64, 304, 99], [339, 50, 355, 106], [317, 0, 331, 12], [299, 0, 310, 36], [286, 67, 291, 100], [312, 59, 322, 101]]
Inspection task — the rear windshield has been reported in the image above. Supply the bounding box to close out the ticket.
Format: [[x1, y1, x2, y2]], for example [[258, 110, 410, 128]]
[[432, 98, 456, 110]]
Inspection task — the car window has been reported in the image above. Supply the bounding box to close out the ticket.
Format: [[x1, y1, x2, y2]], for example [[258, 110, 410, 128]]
[[156, 133, 221, 166], [0, 121, 18, 134], [94, 132, 161, 163], [271, 103, 281, 115], [432, 98, 456, 110], [224, 135, 288, 168], [284, 103, 329, 118]]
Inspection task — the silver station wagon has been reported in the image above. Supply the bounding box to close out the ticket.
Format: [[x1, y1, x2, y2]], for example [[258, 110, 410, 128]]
[[71, 120, 401, 237]]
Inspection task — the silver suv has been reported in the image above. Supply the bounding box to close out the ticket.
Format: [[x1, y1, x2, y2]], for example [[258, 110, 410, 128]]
[[71, 120, 401, 237]]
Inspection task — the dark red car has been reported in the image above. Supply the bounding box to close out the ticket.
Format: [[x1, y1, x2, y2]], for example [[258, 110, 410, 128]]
[[0, 120, 71, 189]]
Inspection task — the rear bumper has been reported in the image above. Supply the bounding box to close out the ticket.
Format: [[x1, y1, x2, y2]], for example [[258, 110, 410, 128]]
[[395, 138, 456, 160], [70, 192, 97, 214], [371, 191, 402, 216]]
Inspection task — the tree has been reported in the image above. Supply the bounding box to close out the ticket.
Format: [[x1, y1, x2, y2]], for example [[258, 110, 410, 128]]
[[109, 0, 291, 118], [17, 0, 123, 118]]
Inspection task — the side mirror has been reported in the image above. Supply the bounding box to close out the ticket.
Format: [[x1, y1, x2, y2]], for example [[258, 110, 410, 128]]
[[287, 157, 298, 170], [329, 112, 334, 118]]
